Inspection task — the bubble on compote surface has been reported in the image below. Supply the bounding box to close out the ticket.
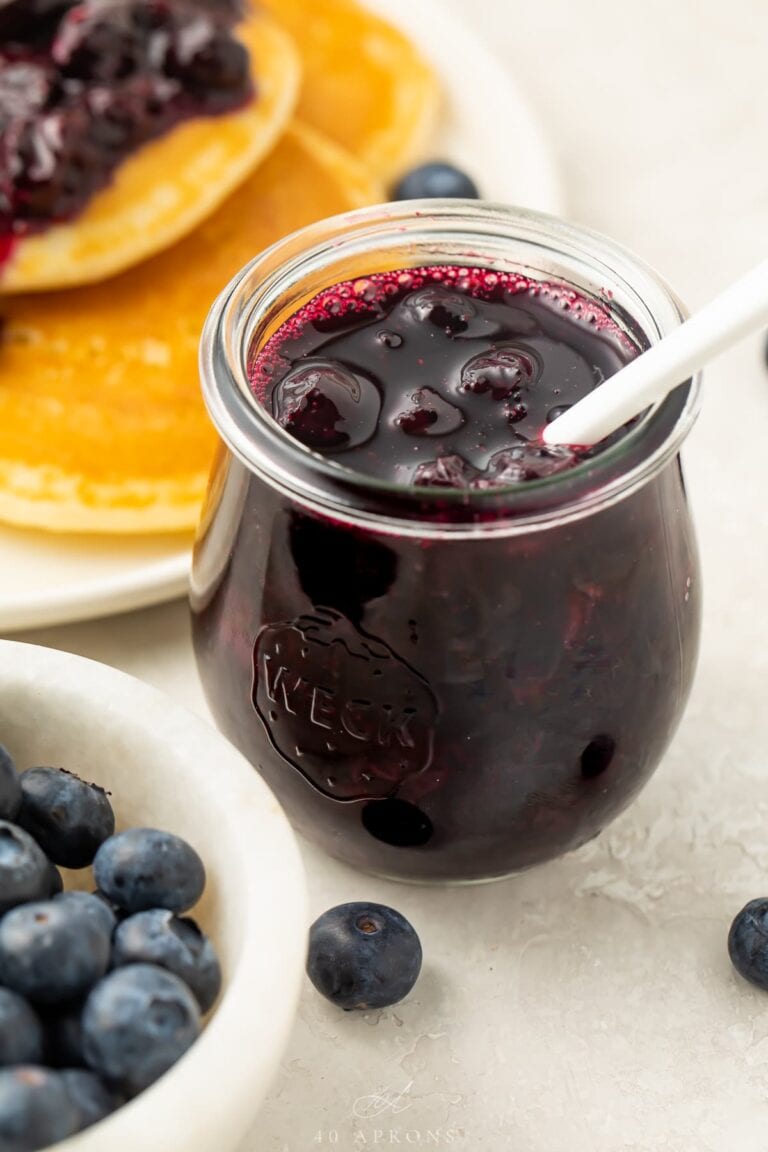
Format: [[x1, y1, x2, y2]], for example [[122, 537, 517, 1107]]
[[546, 404, 572, 424], [395, 388, 465, 437], [459, 344, 538, 399], [272, 359, 382, 451], [401, 285, 477, 334], [376, 330, 402, 349]]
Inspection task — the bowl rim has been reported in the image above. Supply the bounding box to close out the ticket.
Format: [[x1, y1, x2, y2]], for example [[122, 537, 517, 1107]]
[[0, 640, 307, 1152]]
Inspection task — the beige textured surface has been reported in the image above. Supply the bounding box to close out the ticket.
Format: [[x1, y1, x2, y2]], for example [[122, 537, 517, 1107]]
[[6, 0, 768, 1149]]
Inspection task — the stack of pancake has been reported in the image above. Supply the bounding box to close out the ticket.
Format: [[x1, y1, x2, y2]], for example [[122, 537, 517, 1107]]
[[0, 0, 438, 533]]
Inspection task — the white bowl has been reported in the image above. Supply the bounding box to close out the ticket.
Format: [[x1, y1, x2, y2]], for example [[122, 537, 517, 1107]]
[[0, 640, 307, 1152]]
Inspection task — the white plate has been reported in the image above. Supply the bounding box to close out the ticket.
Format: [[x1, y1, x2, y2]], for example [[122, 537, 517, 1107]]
[[0, 0, 563, 634]]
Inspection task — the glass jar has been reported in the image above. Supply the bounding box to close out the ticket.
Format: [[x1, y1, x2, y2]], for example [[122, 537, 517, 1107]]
[[191, 201, 701, 883]]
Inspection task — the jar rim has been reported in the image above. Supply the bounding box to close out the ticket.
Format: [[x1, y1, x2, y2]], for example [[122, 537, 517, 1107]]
[[199, 200, 701, 537]]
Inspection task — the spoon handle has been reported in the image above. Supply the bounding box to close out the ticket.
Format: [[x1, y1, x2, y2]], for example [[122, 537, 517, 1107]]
[[544, 257, 768, 446]]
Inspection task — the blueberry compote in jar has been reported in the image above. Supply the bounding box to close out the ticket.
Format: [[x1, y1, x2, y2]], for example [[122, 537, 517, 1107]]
[[192, 202, 701, 883]]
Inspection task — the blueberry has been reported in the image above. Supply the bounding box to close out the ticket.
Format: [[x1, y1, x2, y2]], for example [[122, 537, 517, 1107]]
[[169, 29, 250, 97], [728, 899, 768, 989], [506, 401, 528, 424], [112, 910, 222, 1013], [94, 827, 205, 915], [0, 822, 51, 915], [396, 388, 464, 437], [413, 454, 478, 489], [17, 767, 115, 868], [273, 360, 382, 452], [52, 2, 147, 83], [0, 1, 78, 43], [460, 346, 538, 399], [481, 443, 577, 485], [60, 1068, 121, 1131], [0, 745, 21, 820], [391, 161, 480, 201], [0, 1066, 80, 1152], [580, 735, 616, 779], [42, 1002, 86, 1069], [307, 902, 422, 1010], [361, 798, 433, 848], [0, 989, 44, 1068], [82, 964, 201, 1096], [402, 285, 477, 334], [54, 891, 118, 937], [0, 898, 111, 1004]]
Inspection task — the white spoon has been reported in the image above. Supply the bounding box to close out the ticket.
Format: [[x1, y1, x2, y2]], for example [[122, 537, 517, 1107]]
[[543, 257, 768, 446]]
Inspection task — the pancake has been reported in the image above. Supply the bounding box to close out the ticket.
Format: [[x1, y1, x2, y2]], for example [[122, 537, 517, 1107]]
[[0, 122, 383, 534], [0, 11, 301, 293], [262, 0, 439, 181]]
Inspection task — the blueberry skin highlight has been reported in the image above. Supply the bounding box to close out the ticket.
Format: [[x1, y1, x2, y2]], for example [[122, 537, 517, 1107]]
[[728, 898, 768, 988], [391, 161, 480, 201], [0, 822, 52, 915], [17, 767, 115, 869], [60, 1068, 121, 1131], [93, 827, 206, 914], [112, 909, 222, 1012], [0, 899, 111, 1004], [0, 745, 21, 820], [54, 890, 118, 938], [0, 1066, 80, 1152], [307, 902, 422, 1010], [82, 964, 201, 1097], [0, 989, 44, 1067]]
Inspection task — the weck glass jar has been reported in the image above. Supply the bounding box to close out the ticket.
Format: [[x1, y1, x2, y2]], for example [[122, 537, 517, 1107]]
[[190, 201, 701, 883]]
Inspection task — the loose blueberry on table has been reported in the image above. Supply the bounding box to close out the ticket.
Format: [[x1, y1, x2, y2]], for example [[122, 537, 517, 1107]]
[[0, 743, 219, 1151], [728, 898, 768, 990], [307, 902, 422, 1010], [0, 0, 252, 240]]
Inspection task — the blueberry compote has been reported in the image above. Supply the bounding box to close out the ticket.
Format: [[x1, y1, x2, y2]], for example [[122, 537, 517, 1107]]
[[0, 0, 251, 240], [250, 266, 638, 488], [192, 263, 701, 883]]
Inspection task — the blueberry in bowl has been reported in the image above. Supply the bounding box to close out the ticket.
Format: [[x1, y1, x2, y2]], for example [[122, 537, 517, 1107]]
[[0, 640, 306, 1152]]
